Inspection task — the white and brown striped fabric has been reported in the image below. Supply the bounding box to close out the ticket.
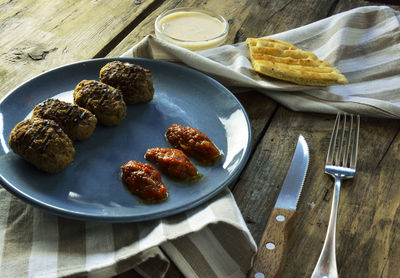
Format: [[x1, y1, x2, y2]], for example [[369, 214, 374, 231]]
[[0, 187, 256, 277], [126, 5, 400, 118]]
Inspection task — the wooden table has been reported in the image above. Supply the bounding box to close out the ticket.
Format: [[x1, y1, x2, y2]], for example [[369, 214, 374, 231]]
[[1, 0, 400, 277]]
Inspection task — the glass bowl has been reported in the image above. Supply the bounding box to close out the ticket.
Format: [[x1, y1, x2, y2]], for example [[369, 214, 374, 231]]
[[155, 7, 229, 51]]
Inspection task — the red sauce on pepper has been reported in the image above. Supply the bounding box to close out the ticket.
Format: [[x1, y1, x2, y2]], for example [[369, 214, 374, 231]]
[[165, 124, 221, 164], [145, 147, 199, 180], [120, 160, 167, 201]]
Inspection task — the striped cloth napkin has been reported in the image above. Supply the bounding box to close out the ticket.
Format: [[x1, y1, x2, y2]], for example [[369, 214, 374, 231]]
[[0, 187, 256, 277], [1, 4, 398, 278], [126, 5, 400, 118]]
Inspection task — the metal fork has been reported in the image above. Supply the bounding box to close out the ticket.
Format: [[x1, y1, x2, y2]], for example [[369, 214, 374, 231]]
[[311, 113, 360, 278]]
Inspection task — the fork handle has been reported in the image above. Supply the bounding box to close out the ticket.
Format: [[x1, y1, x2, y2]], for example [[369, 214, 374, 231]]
[[311, 177, 341, 278]]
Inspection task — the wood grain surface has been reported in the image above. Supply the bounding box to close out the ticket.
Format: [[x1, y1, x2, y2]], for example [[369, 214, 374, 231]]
[[1, 0, 400, 277], [0, 0, 161, 96]]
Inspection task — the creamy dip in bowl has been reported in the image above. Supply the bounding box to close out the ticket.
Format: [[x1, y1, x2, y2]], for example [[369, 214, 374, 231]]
[[155, 8, 229, 51]]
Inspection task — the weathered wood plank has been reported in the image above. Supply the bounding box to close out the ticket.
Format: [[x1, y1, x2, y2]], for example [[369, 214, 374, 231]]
[[0, 0, 163, 98]]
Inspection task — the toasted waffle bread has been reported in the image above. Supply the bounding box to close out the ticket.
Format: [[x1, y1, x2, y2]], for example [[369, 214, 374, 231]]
[[246, 38, 348, 86]]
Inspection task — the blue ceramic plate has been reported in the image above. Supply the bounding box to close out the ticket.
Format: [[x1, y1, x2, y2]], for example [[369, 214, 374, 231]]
[[0, 58, 251, 222]]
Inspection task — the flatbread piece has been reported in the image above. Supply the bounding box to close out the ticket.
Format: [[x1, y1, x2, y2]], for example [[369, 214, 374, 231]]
[[246, 38, 348, 86]]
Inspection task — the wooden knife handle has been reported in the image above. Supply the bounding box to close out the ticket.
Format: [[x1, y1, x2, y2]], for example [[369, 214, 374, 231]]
[[247, 207, 297, 278]]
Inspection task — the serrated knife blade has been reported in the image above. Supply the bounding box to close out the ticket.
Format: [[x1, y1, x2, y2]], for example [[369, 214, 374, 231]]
[[248, 134, 309, 278]]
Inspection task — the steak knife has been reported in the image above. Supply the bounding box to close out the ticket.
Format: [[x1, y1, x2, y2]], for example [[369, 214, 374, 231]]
[[248, 135, 309, 278]]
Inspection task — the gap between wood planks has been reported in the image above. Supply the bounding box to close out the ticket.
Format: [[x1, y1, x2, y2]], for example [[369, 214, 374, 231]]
[[93, 0, 165, 58], [327, 0, 340, 17]]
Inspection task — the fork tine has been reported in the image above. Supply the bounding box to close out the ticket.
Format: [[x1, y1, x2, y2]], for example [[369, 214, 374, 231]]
[[342, 114, 353, 167], [336, 113, 347, 165], [350, 115, 360, 168], [326, 113, 341, 165]]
